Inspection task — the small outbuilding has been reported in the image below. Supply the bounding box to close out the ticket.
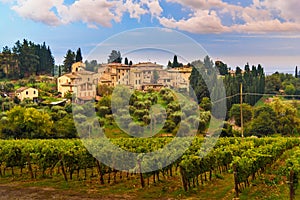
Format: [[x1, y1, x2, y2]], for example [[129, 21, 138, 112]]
[[15, 87, 38, 102]]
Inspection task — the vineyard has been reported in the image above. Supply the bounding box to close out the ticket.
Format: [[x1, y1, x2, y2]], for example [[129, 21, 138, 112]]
[[1, 137, 300, 199]]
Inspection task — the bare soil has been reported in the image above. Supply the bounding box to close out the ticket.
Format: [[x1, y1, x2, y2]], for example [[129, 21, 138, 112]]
[[0, 183, 133, 200]]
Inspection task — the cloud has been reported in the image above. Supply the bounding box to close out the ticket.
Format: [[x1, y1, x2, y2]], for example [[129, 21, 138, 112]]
[[2, 0, 300, 34], [57, 0, 117, 27], [159, 10, 230, 34], [10, 0, 62, 26], [161, 0, 300, 34], [141, 0, 163, 19]]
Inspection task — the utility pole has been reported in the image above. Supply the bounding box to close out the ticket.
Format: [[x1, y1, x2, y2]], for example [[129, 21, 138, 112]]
[[240, 83, 244, 138]]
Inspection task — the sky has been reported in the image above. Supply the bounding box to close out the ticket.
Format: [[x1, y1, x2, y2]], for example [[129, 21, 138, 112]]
[[0, 0, 300, 74]]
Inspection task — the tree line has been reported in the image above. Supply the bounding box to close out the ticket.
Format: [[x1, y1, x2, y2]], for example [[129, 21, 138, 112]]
[[190, 57, 265, 115], [0, 39, 55, 79]]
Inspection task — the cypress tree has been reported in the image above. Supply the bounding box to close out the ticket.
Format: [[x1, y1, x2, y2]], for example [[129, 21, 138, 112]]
[[75, 48, 83, 62], [173, 55, 179, 68], [167, 61, 172, 68], [63, 50, 75, 73]]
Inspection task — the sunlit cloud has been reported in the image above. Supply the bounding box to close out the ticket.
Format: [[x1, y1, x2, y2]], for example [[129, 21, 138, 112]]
[[2, 0, 300, 34]]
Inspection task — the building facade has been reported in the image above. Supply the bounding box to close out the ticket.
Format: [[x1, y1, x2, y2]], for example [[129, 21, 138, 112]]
[[57, 62, 98, 101], [98, 62, 192, 91], [15, 87, 38, 101]]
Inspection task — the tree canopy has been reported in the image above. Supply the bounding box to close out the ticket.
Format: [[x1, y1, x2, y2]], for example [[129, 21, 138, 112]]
[[63, 49, 75, 73], [75, 48, 83, 62], [0, 39, 54, 78], [108, 50, 122, 63]]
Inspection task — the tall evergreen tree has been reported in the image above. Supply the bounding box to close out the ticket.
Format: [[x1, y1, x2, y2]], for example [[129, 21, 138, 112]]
[[58, 65, 62, 77], [10, 39, 54, 77], [14, 39, 39, 77], [63, 50, 75, 73], [215, 61, 228, 75], [296, 66, 298, 78], [75, 48, 83, 62], [172, 55, 179, 68], [189, 59, 209, 103], [124, 57, 129, 65], [167, 60, 172, 68]]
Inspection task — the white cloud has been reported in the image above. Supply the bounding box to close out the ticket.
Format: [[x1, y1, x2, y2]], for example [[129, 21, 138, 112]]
[[161, 0, 300, 34], [159, 10, 229, 34], [57, 0, 117, 27], [256, 0, 300, 22], [11, 0, 62, 26], [232, 20, 300, 34], [141, 0, 163, 18], [3, 0, 300, 34]]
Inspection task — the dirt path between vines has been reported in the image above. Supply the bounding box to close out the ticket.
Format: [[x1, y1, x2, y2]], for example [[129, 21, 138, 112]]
[[0, 183, 133, 200]]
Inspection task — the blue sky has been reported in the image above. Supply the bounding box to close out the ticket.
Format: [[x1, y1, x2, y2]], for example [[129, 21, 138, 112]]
[[1, 0, 300, 73]]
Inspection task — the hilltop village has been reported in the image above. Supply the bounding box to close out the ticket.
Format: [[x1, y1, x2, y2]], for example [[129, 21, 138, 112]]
[[58, 61, 192, 101]]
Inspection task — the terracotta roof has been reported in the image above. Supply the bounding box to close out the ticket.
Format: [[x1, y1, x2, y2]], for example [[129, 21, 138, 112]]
[[15, 87, 28, 93], [132, 62, 163, 67], [16, 87, 37, 93], [60, 83, 77, 87], [142, 83, 164, 86], [77, 70, 96, 75], [64, 73, 80, 79], [99, 77, 111, 82], [102, 63, 129, 68]]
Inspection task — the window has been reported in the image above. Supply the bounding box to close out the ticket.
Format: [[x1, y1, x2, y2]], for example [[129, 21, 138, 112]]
[[26, 91, 28, 95], [88, 78, 90, 81], [34, 91, 36, 94]]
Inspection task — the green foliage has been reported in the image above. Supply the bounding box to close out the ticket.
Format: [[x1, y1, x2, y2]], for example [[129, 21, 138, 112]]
[[97, 106, 110, 118], [215, 61, 228, 75], [10, 39, 54, 77], [163, 120, 176, 132], [53, 115, 77, 138], [124, 57, 129, 65], [285, 84, 296, 95], [63, 49, 75, 73], [270, 98, 300, 135], [245, 99, 300, 137], [245, 110, 276, 137], [229, 104, 253, 126], [129, 122, 143, 136], [167, 55, 183, 68], [231, 138, 299, 194], [75, 48, 83, 62], [152, 70, 159, 84], [200, 97, 212, 111], [2, 106, 53, 139], [85, 60, 99, 72], [108, 50, 122, 63], [73, 113, 87, 123]]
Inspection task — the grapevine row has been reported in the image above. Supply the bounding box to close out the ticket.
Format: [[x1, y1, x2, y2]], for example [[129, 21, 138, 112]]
[[231, 138, 300, 197]]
